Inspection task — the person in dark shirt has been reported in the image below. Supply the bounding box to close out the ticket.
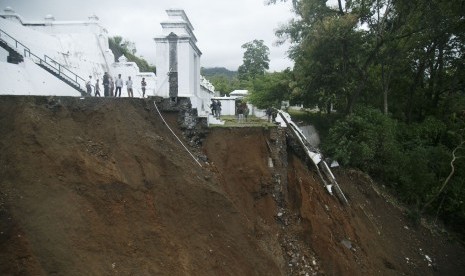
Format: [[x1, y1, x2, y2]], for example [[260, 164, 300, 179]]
[[103, 72, 110, 97]]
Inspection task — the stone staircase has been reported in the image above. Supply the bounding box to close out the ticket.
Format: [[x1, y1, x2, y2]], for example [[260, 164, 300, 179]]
[[0, 38, 23, 64]]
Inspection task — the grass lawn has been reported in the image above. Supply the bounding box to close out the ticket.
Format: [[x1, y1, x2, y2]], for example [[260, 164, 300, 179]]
[[210, 115, 277, 128]]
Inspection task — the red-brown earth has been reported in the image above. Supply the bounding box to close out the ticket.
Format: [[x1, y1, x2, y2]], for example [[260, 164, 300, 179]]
[[0, 96, 464, 275]]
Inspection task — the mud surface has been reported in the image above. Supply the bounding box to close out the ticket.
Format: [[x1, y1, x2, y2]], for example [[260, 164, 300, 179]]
[[1, 96, 464, 275]]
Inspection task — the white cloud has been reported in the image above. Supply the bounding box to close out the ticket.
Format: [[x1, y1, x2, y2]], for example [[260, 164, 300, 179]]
[[0, 0, 295, 71]]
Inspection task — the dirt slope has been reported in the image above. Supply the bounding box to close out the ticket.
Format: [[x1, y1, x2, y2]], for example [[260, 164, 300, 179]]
[[0, 96, 464, 275]]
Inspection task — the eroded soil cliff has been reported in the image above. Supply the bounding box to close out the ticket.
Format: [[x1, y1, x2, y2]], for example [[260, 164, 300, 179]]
[[0, 96, 464, 275]]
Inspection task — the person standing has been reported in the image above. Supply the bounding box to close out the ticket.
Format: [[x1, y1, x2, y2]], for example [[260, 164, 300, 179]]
[[210, 99, 217, 117], [141, 77, 147, 98], [244, 105, 249, 122], [126, 76, 133, 97], [94, 79, 101, 97], [237, 102, 244, 123], [109, 76, 114, 97], [115, 74, 123, 97], [103, 72, 110, 97], [86, 75, 92, 96], [266, 107, 273, 123], [216, 100, 222, 119]]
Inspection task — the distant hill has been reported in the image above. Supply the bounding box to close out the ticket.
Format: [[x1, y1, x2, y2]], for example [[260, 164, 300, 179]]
[[200, 67, 240, 95], [201, 67, 237, 80]]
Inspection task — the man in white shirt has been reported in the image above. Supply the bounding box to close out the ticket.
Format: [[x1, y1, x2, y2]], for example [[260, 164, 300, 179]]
[[126, 76, 133, 97], [115, 74, 123, 97]]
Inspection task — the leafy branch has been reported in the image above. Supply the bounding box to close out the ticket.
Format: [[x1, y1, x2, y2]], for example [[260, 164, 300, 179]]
[[422, 135, 465, 213]]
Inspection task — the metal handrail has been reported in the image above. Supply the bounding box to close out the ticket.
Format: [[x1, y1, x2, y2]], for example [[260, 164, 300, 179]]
[[0, 28, 86, 91], [0, 28, 31, 54]]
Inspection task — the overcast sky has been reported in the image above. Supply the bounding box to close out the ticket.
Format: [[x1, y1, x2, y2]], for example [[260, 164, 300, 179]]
[[0, 0, 297, 71]]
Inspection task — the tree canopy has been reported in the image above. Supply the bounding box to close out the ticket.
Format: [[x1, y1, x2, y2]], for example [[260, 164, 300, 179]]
[[267, 0, 465, 237], [247, 70, 293, 109], [237, 39, 270, 81]]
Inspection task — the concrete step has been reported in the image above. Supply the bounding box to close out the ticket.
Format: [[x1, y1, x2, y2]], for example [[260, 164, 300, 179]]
[[0, 39, 24, 64], [208, 114, 225, 125]]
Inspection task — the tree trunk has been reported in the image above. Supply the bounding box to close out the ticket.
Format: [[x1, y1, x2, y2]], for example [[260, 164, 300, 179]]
[[346, 72, 367, 114], [432, 43, 444, 111], [382, 63, 391, 115], [421, 140, 465, 214], [337, 0, 344, 15], [406, 58, 427, 123]]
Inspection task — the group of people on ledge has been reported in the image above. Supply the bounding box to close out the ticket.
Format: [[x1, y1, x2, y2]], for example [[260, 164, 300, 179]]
[[85, 72, 147, 98], [210, 99, 222, 119]]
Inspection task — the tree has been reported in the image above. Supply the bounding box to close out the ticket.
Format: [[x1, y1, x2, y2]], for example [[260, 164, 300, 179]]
[[206, 75, 241, 96], [268, 0, 465, 237], [271, 0, 371, 114], [421, 131, 465, 214], [237, 39, 270, 81], [201, 67, 240, 95], [248, 70, 293, 109]]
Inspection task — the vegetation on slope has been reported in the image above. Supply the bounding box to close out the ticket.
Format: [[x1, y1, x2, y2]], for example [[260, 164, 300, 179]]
[[108, 36, 156, 73], [261, 0, 465, 237]]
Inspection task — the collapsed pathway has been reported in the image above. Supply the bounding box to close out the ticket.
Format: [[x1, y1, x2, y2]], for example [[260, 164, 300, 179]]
[[276, 110, 349, 205]]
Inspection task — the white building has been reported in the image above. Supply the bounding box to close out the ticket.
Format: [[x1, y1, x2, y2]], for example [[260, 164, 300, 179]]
[[0, 7, 119, 96], [0, 7, 159, 97], [0, 7, 216, 120], [154, 9, 215, 117], [111, 55, 156, 98], [212, 90, 267, 118]]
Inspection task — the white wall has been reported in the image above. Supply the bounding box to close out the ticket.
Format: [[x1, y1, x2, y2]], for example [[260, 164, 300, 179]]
[[0, 13, 163, 98], [213, 97, 236, 116], [135, 72, 156, 97], [0, 17, 63, 62], [251, 105, 267, 118], [210, 97, 268, 119], [154, 33, 213, 116], [109, 60, 156, 98], [197, 84, 214, 116], [0, 16, 111, 93], [1, 9, 214, 111], [0, 59, 80, 96], [154, 10, 211, 111], [154, 40, 169, 98], [0, 46, 8, 61], [177, 40, 191, 97]]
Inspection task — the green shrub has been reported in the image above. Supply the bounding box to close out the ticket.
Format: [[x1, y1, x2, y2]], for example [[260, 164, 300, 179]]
[[322, 106, 465, 237], [322, 106, 400, 174]]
